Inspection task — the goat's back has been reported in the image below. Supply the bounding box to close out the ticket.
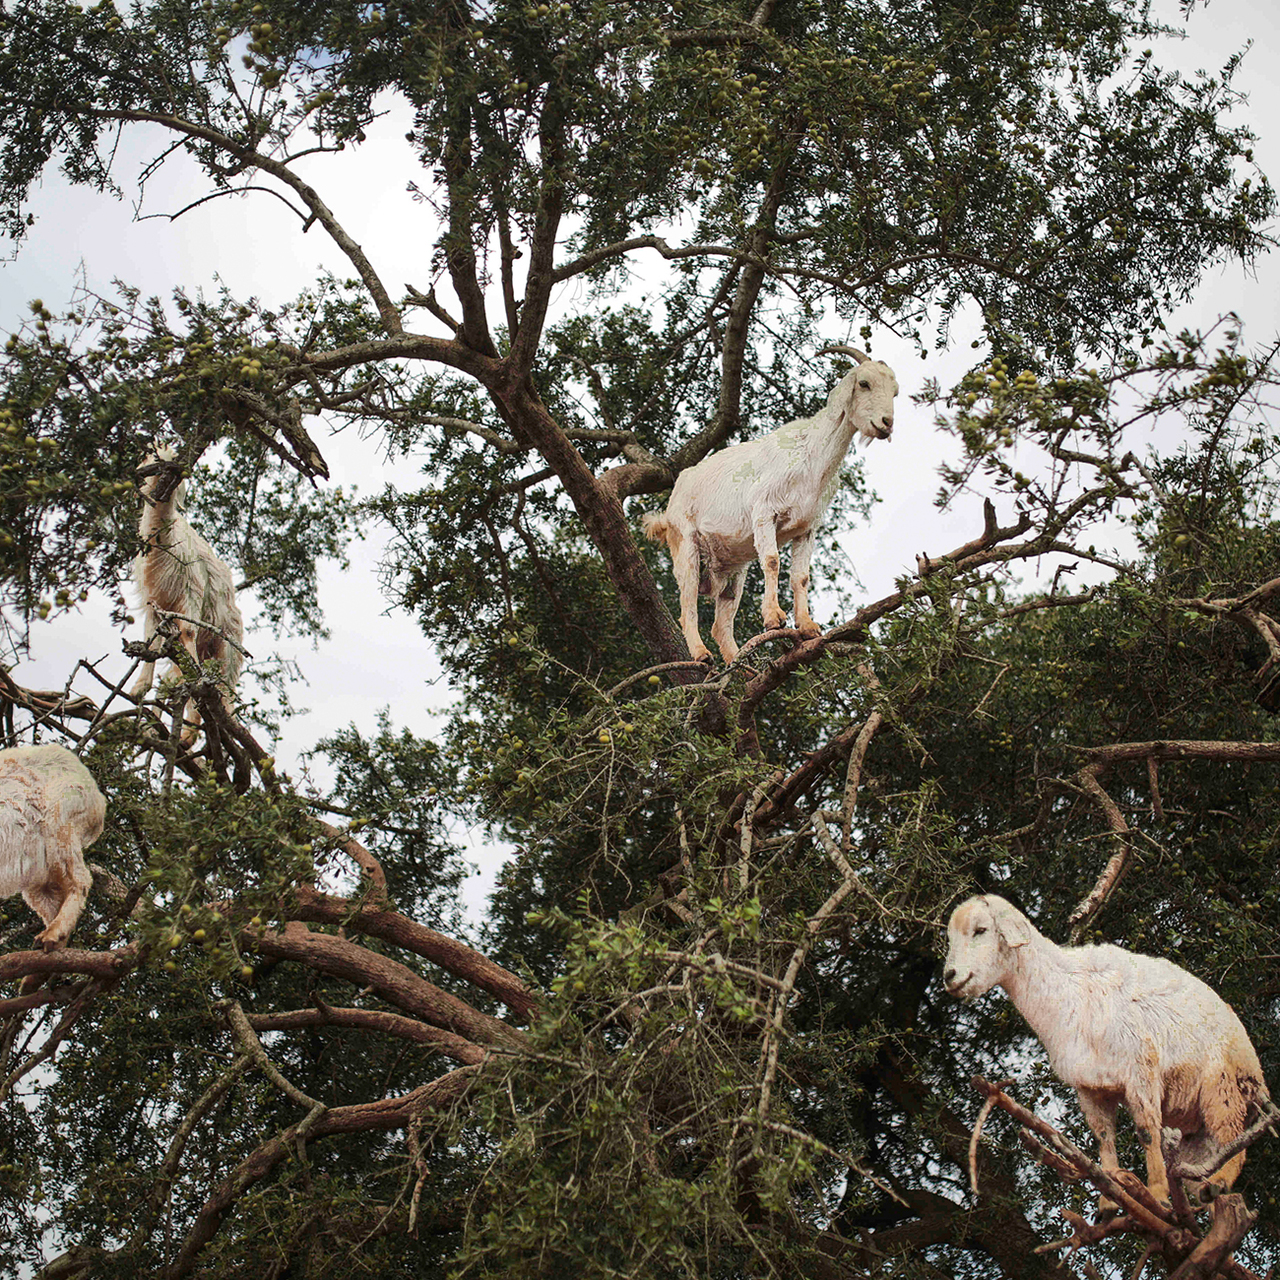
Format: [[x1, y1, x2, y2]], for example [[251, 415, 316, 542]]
[[1042, 941, 1263, 1089], [134, 517, 245, 681], [0, 746, 106, 895]]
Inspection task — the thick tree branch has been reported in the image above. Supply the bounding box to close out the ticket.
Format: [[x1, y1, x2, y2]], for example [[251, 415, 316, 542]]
[[246, 1004, 487, 1065], [506, 89, 566, 379], [76, 106, 402, 334], [440, 101, 498, 355], [250, 921, 527, 1050], [500, 383, 690, 665], [1066, 738, 1280, 934], [291, 885, 540, 1022]]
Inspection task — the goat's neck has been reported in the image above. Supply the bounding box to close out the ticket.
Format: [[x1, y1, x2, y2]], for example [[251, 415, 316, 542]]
[[999, 933, 1080, 1052], [804, 405, 860, 485], [139, 490, 183, 543]]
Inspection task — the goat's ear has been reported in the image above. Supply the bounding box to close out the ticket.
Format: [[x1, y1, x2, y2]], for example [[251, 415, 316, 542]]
[[827, 370, 858, 416], [987, 896, 1033, 949]]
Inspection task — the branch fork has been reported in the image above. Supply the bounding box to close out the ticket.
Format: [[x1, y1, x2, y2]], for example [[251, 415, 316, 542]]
[[969, 1076, 1265, 1280]]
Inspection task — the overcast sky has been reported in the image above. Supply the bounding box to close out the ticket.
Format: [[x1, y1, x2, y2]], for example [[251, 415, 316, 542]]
[[2, 0, 1277, 916]]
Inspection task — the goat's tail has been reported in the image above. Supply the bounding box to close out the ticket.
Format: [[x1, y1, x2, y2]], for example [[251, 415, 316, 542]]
[[641, 512, 671, 547]]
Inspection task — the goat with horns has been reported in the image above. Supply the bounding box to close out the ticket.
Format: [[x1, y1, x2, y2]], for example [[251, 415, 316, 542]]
[[643, 346, 898, 663]]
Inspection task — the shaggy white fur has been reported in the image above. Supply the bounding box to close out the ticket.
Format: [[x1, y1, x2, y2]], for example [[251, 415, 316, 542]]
[[0, 745, 104, 949], [131, 447, 244, 741]]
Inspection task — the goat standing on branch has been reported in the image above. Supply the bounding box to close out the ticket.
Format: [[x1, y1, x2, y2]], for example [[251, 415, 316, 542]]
[[944, 894, 1269, 1216], [642, 347, 898, 663], [131, 446, 245, 743], [0, 745, 104, 950]]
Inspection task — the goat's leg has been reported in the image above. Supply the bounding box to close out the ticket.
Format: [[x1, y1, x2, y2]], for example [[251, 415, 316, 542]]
[[130, 660, 156, 699], [752, 514, 787, 631], [25, 851, 93, 950], [1077, 1087, 1123, 1211], [130, 606, 158, 698], [710, 569, 747, 663], [1196, 1062, 1251, 1211], [789, 529, 821, 639], [1127, 1046, 1173, 1206], [1129, 1093, 1172, 1207], [669, 528, 712, 662]]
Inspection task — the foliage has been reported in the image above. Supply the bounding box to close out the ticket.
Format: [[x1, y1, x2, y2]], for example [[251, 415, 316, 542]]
[[0, 0, 1278, 1278]]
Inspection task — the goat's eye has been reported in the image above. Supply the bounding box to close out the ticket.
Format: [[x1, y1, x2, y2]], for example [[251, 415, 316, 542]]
[[858, 379, 871, 390], [972, 926, 987, 937]]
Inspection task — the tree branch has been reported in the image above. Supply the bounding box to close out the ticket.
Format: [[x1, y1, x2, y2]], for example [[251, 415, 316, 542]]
[[246, 1004, 487, 1065], [167, 1063, 481, 1279], [290, 885, 540, 1022], [76, 106, 403, 335], [249, 921, 527, 1050]]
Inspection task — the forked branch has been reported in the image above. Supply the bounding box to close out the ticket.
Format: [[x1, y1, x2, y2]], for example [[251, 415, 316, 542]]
[[969, 1077, 1264, 1280]]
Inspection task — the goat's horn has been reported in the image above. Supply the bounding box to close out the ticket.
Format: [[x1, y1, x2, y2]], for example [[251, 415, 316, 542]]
[[815, 344, 871, 363]]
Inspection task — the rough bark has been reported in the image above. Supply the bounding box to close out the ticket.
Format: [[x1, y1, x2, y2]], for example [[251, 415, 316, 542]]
[[291, 885, 540, 1022]]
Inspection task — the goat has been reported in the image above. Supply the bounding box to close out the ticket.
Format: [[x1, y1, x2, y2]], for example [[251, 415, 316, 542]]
[[642, 347, 898, 663], [0, 745, 104, 950], [131, 447, 244, 741], [944, 894, 1268, 1212]]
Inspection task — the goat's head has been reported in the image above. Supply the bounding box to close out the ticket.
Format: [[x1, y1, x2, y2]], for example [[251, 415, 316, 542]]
[[137, 444, 187, 508], [817, 345, 898, 441], [942, 894, 1032, 997]]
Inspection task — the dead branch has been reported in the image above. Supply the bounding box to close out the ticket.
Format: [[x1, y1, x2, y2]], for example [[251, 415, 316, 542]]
[[841, 695, 884, 854], [1018, 1128, 1085, 1183], [1067, 739, 1280, 937], [1067, 765, 1133, 939], [970, 1076, 1265, 1280], [971, 1076, 1177, 1234], [969, 1077, 1014, 1195]]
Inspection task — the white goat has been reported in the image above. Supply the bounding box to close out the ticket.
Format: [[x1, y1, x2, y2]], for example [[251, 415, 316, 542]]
[[0, 745, 104, 950], [131, 447, 244, 740], [944, 894, 1268, 1210], [642, 347, 898, 663]]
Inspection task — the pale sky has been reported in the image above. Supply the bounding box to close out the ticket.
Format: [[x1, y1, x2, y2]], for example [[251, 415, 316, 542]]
[[2, 0, 1277, 918]]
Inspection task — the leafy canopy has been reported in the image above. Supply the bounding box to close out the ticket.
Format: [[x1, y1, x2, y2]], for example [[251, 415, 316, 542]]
[[0, 1, 1278, 1278]]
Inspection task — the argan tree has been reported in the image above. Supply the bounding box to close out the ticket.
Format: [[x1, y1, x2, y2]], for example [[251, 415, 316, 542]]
[[0, 0, 1278, 1277]]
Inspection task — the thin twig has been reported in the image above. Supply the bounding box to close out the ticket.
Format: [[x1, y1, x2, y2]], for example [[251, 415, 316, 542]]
[[968, 1077, 1014, 1196]]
